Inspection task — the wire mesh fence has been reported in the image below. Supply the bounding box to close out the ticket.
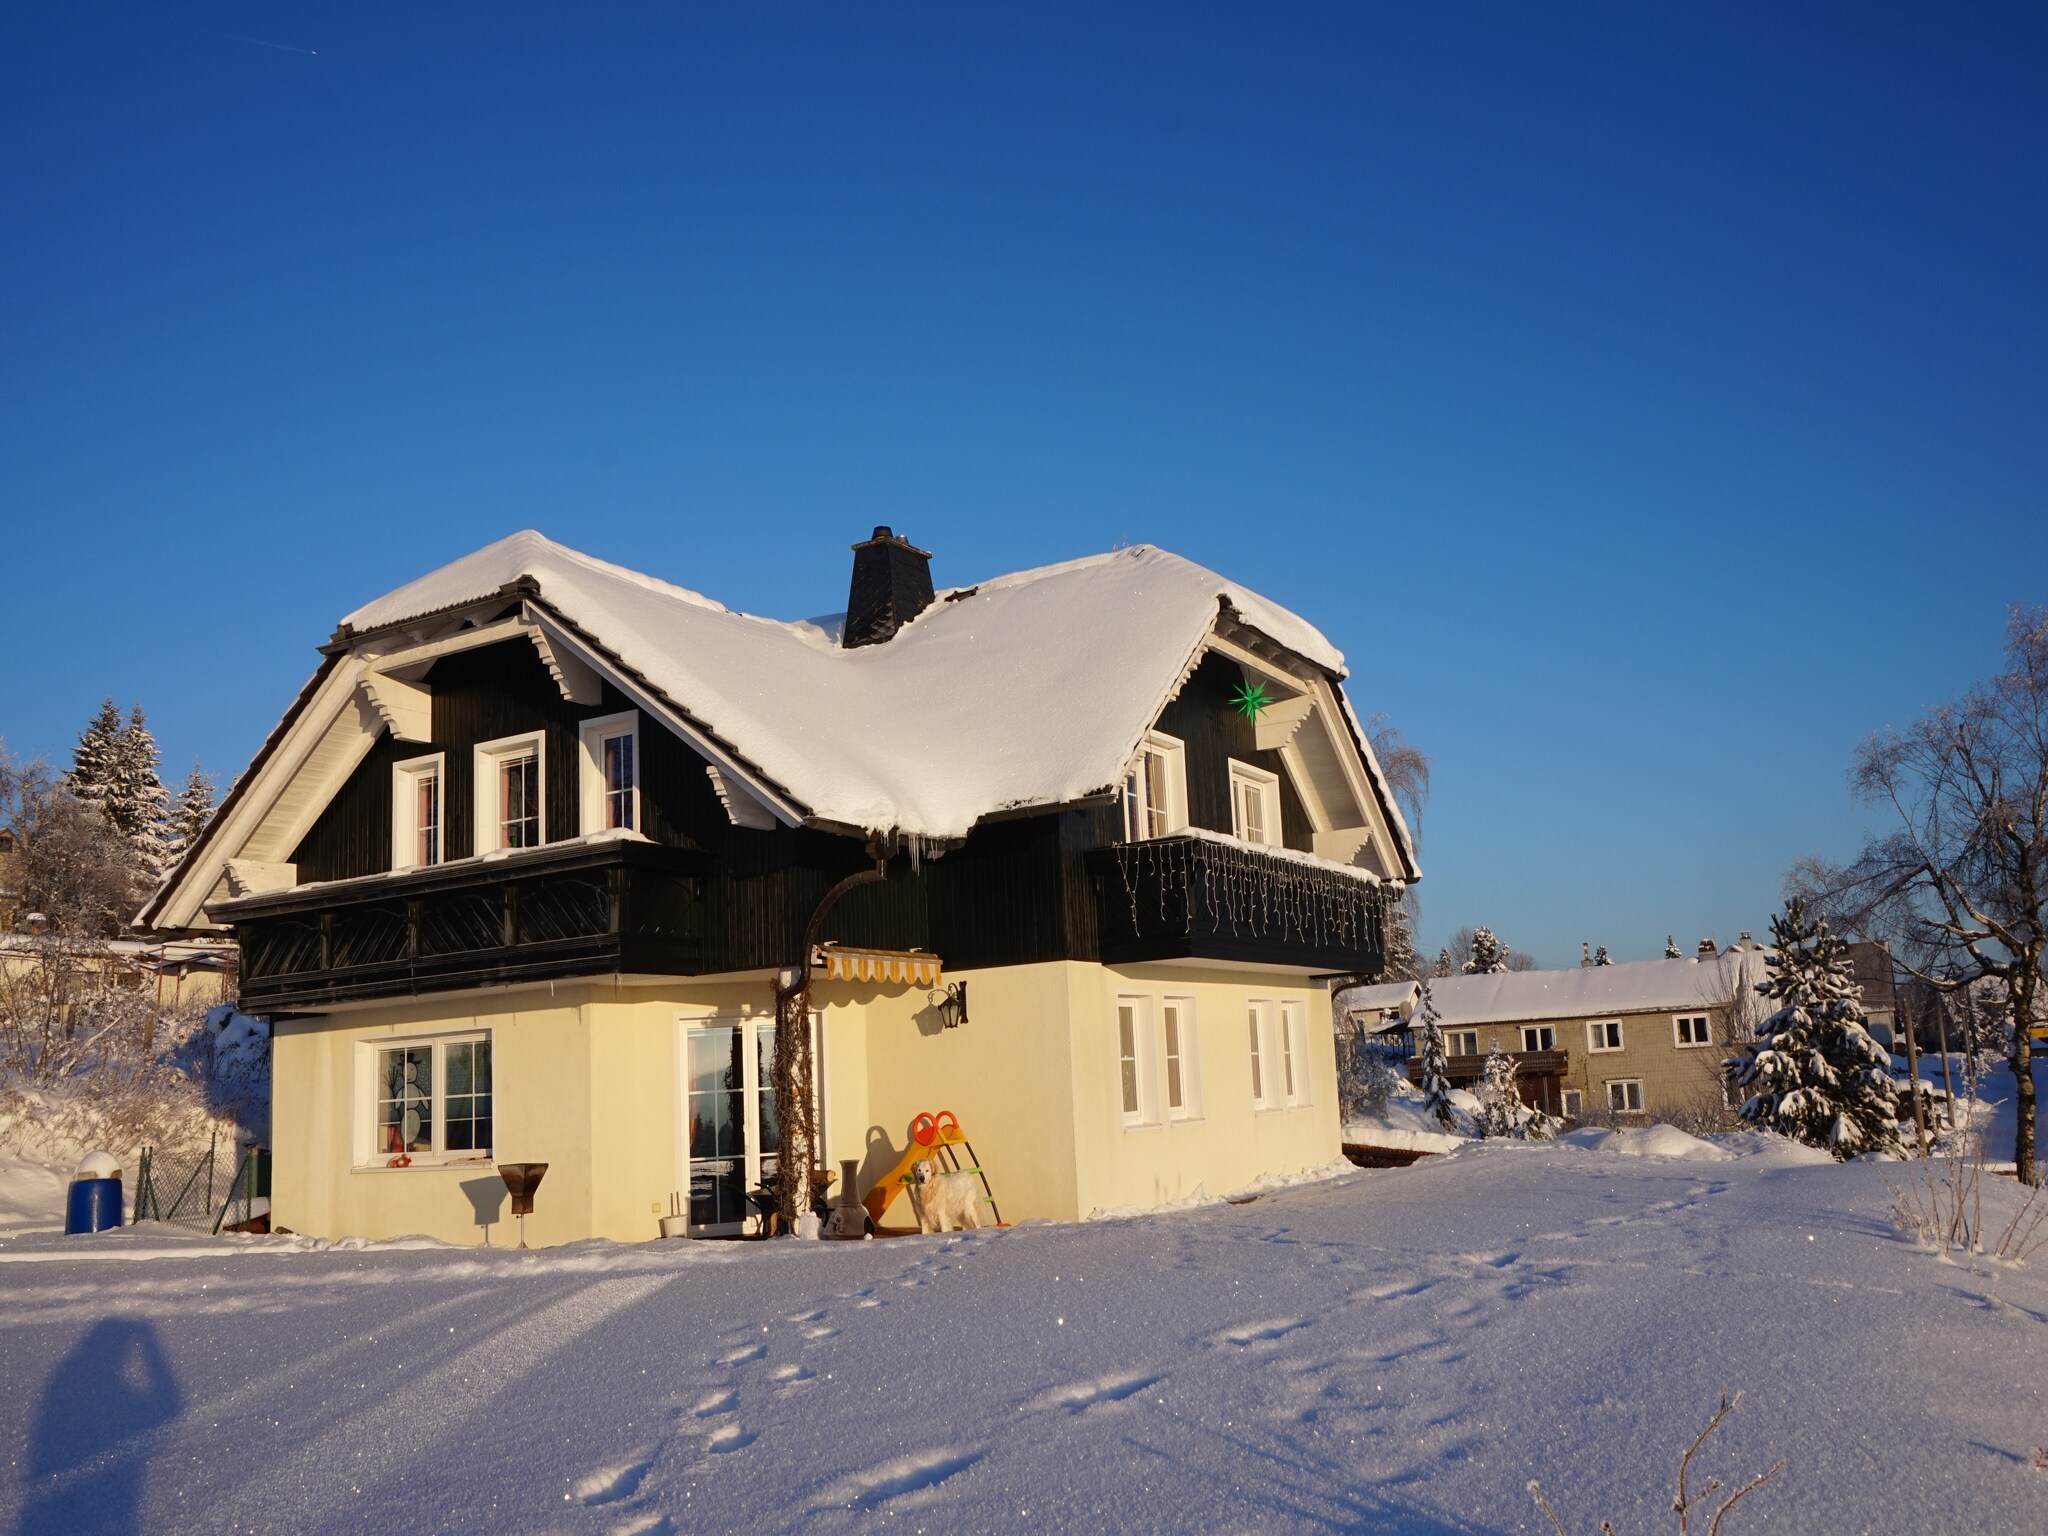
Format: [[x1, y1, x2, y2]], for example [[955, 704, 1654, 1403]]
[[134, 1135, 271, 1234]]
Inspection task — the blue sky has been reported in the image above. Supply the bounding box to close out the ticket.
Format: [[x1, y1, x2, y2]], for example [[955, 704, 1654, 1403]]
[[2, 4, 2042, 964]]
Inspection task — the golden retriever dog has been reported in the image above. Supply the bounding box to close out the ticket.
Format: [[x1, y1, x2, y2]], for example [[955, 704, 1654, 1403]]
[[907, 1157, 987, 1233]]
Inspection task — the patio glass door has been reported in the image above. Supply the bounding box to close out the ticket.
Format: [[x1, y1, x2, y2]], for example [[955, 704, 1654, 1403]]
[[683, 1017, 813, 1236]]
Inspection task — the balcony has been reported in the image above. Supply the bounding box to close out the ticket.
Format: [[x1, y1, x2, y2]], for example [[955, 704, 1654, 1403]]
[[1085, 834, 1385, 974], [221, 838, 711, 1012]]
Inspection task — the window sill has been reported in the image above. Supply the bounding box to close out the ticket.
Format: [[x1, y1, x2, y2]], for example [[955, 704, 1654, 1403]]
[[352, 1157, 496, 1175]]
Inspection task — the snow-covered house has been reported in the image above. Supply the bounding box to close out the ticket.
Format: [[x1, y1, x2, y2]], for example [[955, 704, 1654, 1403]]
[[141, 529, 1417, 1243], [1341, 951, 1769, 1121]]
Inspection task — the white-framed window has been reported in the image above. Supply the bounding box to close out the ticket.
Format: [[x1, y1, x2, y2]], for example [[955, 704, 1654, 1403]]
[[1521, 1025, 1556, 1053], [1281, 1001, 1309, 1106], [358, 1032, 492, 1165], [1606, 1078, 1645, 1113], [1117, 994, 1159, 1127], [391, 752, 445, 870], [1122, 730, 1188, 841], [1248, 999, 1274, 1107], [1587, 1020, 1623, 1053], [1448, 1029, 1480, 1057], [578, 711, 640, 834], [1162, 997, 1201, 1119], [1561, 1088, 1583, 1118], [474, 731, 546, 853], [1674, 1014, 1713, 1048], [1228, 760, 1281, 846]]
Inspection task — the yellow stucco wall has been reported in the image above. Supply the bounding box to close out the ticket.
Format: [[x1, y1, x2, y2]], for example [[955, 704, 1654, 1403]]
[[273, 987, 597, 1247], [271, 960, 1345, 1246], [1068, 965, 1340, 1217]]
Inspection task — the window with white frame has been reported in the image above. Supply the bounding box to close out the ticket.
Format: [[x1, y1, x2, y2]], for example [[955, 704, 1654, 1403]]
[[1561, 1088, 1583, 1118], [362, 1033, 492, 1164], [1247, 999, 1274, 1107], [474, 731, 545, 853], [1605, 1078, 1644, 1113], [1117, 995, 1159, 1127], [1122, 731, 1188, 841], [1228, 760, 1281, 846], [1281, 1001, 1309, 1106], [1587, 1019, 1623, 1053], [391, 753, 445, 870], [1674, 1014, 1713, 1048], [1448, 1029, 1480, 1057], [579, 711, 640, 833], [1162, 997, 1201, 1119], [1521, 1025, 1556, 1053]]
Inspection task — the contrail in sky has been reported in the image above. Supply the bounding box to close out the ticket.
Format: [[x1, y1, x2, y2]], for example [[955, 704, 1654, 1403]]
[[217, 33, 319, 56]]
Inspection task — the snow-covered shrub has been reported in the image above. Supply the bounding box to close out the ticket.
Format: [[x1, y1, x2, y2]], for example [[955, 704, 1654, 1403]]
[[1473, 1043, 1521, 1139], [1724, 900, 1900, 1159], [1338, 1034, 1405, 1121], [171, 1005, 271, 1141]]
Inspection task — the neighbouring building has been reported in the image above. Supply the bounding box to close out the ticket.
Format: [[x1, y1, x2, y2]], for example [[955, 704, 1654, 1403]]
[[1339, 948, 1774, 1121], [141, 529, 1417, 1244]]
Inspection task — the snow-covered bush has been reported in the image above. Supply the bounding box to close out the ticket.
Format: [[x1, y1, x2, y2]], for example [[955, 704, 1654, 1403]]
[[171, 1005, 271, 1141], [1473, 1042, 1521, 1139], [1724, 900, 1900, 1159], [1337, 1033, 1405, 1121]]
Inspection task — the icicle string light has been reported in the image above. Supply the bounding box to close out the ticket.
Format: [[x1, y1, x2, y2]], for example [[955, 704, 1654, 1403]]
[[1111, 837, 1385, 953]]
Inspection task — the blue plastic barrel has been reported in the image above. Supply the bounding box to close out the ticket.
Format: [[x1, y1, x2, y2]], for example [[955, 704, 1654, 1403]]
[[65, 1177, 124, 1234]]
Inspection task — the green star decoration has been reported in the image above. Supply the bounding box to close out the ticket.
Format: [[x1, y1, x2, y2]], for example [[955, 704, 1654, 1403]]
[[1232, 679, 1271, 720]]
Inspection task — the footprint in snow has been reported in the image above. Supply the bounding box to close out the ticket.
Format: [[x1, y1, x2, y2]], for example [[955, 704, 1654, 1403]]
[[771, 1364, 815, 1387], [707, 1424, 756, 1454], [1022, 1372, 1161, 1413], [609, 1514, 672, 1536], [1216, 1318, 1308, 1347], [573, 1451, 654, 1506], [720, 1341, 767, 1366], [686, 1388, 737, 1418], [816, 1446, 985, 1510], [803, 1324, 839, 1340], [788, 1308, 828, 1323]]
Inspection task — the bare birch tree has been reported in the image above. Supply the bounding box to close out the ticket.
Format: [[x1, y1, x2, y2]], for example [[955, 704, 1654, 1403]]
[[1825, 607, 2048, 1184]]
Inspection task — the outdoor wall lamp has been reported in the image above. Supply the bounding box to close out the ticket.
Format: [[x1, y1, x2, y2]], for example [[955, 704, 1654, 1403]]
[[933, 980, 969, 1029]]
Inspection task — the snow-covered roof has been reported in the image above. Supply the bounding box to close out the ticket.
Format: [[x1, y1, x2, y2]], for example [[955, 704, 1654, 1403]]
[[1340, 954, 1767, 1029], [339, 531, 1401, 850]]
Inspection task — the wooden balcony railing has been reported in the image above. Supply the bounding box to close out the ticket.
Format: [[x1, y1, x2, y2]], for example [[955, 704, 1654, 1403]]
[[1086, 834, 1386, 973], [220, 838, 710, 1010]]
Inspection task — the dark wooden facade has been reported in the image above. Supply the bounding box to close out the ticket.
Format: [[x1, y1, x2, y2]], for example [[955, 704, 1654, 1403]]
[[229, 637, 1387, 1012]]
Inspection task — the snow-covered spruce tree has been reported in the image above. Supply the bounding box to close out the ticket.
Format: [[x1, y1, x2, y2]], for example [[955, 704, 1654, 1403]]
[[1724, 899, 1901, 1158], [1474, 1040, 1522, 1138], [1433, 947, 1454, 978], [165, 762, 218, 862], [64, 698, 125, 821], [1594, 945, 1612, 966], [1666, 934, 1683, 959], [1463, 926, 1511, 974], [115, 704, 171, 882], [1414, 980, 1456, 1129]]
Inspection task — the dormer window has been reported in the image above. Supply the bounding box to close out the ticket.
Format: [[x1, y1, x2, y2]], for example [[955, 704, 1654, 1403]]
[[391, 754, 445, 870], [1228, 761, 1280, 846], [475, 732, 546, 854], [1122, 731, 1188, 841], [579, 712, 640, 833]]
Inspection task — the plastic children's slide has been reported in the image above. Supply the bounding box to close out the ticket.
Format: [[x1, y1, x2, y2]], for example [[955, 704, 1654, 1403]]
[[862, 1109, 1004, 1230]]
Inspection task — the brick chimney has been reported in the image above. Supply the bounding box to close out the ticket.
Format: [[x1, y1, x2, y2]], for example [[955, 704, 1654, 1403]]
[[842, 526, 935, 649]]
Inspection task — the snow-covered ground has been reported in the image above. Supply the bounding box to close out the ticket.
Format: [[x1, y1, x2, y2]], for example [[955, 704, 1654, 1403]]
[[4, 1130, 2044, 1535]]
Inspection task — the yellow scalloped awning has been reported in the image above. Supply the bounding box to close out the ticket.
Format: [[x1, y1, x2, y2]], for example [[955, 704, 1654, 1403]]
[[815, 944, 942, 987]]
